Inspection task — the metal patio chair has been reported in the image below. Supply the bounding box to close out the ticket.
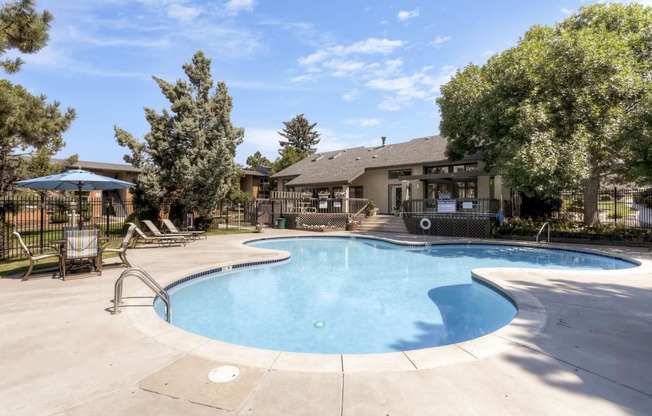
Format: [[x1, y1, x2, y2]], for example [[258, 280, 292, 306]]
[[12, 231, 62, 281]]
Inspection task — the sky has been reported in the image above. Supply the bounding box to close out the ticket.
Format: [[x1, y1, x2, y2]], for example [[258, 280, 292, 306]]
[[7, 0, 652, 167]]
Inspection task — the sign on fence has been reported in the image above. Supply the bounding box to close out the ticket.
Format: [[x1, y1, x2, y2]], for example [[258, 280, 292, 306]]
[[438, 199, 456, 213]]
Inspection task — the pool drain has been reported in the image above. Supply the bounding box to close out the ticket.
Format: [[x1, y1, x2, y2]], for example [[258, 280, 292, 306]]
[[208, 365, 240, 383], [313, 321, 325, 328]]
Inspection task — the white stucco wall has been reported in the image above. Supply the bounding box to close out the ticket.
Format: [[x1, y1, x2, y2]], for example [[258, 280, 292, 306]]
[[351, 166, 423, 214]]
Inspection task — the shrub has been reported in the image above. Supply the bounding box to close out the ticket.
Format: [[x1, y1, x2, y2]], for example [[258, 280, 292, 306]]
[[495, 217, 652, 242], [50, 212, 69, 224]]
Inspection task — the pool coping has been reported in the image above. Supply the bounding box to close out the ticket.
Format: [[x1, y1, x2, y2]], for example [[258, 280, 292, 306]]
[[125, 235, 639, 373]]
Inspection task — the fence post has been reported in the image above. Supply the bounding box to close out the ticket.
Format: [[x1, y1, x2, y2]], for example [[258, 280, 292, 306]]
[[105, 201, 111, 237], [613, 187, 618, 225]]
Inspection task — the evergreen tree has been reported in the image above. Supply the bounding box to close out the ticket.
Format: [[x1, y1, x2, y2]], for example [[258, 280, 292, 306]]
[[245, 151, 271, 169], [278, 114, 320, 156], [0, 0, 52, 73], [115, 51, 244, 222], [1, 1, 75, 197]]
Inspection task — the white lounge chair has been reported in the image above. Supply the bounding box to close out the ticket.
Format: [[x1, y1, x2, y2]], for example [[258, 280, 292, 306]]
[[161, 218, 206, 240], [142, 219, 195, 242], [131, 222, 187, 246]]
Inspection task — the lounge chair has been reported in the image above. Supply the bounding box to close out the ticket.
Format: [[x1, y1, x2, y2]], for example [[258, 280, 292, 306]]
[[162, 218, 206, 240], [61, 229, 101, 280], [131, 222, 187, 246], [13, 231, 62, 281], [142, 219, 196, 242], [102, 223, 136, 268]]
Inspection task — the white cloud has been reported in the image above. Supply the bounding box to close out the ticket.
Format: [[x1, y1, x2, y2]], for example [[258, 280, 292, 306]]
[[298, 38, 404, 67], [397, 9, 420, 22], [323, 59, 367, 77], [312, 128, 350, 153], [243, 127, 281, 154], [290, 74, 317, 83], [225, 0, 255, 13], [367, 65, 456, 111], [167, 3, 201, 22], [560, 7, 574, 15], [343, 118, 380, 128], [342, 89, 361, 101], [431, 36, 451, 48]]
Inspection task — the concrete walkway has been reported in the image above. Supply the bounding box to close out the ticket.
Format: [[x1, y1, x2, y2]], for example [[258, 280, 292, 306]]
[[1, 229, 651, 415]]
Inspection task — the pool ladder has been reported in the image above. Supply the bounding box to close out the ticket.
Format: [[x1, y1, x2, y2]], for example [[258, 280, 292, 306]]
[[112, 267, 171, 323], [536, 221, 550, 244]]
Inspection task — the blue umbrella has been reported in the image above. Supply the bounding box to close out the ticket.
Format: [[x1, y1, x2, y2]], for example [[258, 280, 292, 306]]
[[15, 168, 135, 228]]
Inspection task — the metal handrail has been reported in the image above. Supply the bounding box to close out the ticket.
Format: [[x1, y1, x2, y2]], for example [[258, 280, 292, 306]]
[[112, 267, 170, 322], [536, 221, 550, 243]]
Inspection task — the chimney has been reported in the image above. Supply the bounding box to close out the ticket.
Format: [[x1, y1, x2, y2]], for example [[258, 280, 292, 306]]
[[381, 136, 386, 147]]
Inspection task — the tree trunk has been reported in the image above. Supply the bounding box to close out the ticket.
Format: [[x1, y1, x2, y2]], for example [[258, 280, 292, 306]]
[[583, 163, 601, 225]]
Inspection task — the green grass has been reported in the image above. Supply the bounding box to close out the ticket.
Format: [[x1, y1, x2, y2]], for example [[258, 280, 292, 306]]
[[0, 257, 60, 278], [1, 228, 254, 277]]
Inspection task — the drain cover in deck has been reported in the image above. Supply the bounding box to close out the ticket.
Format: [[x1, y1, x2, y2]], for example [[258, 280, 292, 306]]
[[208, 365, 240, 383]]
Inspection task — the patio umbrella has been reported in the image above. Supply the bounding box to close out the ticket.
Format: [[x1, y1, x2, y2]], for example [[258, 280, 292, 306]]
[[14, 168, 135, 229]]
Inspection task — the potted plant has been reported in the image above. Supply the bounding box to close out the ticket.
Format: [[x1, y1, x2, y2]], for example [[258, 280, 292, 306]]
[[345, 217, 360, 231], [393, 201, 403, 216], [366, 199, 378, 216]]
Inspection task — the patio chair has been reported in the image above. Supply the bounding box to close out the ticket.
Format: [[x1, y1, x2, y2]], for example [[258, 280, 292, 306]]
[[102, 223, 136, 268], [62, 229, 101, 280], [162, 218, 206, 240], [12, 231, 62, 281], [131, 222, 187, 247]]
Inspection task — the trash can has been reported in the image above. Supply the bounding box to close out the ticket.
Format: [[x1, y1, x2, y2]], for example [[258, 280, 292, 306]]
[[277, 217, 286, 229]]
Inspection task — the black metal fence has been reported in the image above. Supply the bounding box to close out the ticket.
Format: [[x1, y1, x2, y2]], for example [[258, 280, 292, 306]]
[[1, 196, 255, 260], [511, 187, 652, 228], [0, 195, 135, 260]]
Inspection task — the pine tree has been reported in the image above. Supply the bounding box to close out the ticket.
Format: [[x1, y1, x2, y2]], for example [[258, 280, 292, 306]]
[[1, 0, 75, 197], [115, 51, 244, 222], [277, 114, 320, 156]]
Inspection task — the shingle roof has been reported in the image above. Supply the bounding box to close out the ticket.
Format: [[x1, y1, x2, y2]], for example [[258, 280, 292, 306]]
[[61, 159, 142, 173], [272, 135, 480, 187]]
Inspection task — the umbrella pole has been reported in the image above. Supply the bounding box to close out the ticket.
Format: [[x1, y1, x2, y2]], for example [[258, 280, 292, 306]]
[[40, 193, 45, 249]]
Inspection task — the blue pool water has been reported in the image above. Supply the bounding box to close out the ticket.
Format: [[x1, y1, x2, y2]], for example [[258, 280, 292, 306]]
[[156, 238, 635, 354]]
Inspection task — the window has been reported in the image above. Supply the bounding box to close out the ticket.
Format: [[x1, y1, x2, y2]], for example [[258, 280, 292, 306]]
[[455, 181, 477, 198], [427, 183, 452, 201], [425, 166, 448, 174], [453, 163, 477, 173], [388, 169, 412, 179], [258, 176, 269, 199], [349, 186, 364, 198]]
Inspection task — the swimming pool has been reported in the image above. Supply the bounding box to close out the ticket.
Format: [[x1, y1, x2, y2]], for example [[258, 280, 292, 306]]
[[155, 238, 636, 354]]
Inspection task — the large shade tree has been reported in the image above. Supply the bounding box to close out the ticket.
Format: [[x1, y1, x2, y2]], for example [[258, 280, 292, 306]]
[[0, 0, 76, 197], [437, 3, 652, 224], [116, 51, 244, 222]]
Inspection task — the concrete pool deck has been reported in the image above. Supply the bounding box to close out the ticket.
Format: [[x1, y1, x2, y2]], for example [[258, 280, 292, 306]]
[[1, 229, 651, 415]]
